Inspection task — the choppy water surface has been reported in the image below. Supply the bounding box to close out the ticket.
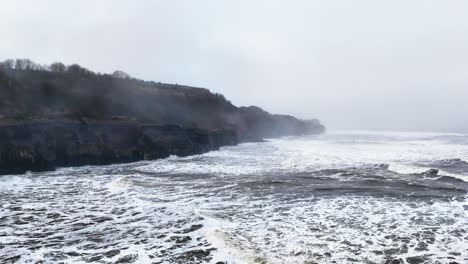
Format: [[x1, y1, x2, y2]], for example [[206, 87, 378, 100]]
[[1, 131, 467, 264]]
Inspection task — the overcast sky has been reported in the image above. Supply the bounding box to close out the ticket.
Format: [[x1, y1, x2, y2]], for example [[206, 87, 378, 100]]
[[1, 0, 468, 132]]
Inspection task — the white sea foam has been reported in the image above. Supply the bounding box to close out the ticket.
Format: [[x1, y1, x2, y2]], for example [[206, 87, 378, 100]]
[[0, 130, 467, 263]]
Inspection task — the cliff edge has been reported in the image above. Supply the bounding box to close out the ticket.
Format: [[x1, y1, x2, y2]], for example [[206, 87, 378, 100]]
[[0, 60, 325, 174]]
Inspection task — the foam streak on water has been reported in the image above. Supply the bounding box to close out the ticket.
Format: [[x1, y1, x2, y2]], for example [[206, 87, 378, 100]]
[[0, 131, 467, 264]]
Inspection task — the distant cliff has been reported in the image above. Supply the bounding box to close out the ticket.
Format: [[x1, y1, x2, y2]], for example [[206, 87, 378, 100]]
[[0, 59, 325, 174]]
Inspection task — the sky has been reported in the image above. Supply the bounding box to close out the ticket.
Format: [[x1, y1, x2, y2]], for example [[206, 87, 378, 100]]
[[1, 0, 468, 132]]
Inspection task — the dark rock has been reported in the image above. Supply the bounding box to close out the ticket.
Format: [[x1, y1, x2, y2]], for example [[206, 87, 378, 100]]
[[384, 257, 403, 264], [415, 241, 428, 251], [383, 248, 400, 255], [179, 224, 203, 234], [422, 169, 439, 176], [175, 249, 213, 262], [406, 256, 426, 264], [3, 255, 21, 263], [115, 254, 138, 263], [65, 251, 80, 257], [237, 106, 325, 141], [85, 255, 103, 262], [0, 67, 325, 175], [0, 122, 239, 175], [170, 236, 192, 244], [94, 216, 113, 223]]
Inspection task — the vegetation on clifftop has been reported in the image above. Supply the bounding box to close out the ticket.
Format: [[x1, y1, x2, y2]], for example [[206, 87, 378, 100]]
[[0, 58, 324, 138]]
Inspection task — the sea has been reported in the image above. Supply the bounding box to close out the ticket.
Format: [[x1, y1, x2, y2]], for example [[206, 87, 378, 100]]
[[1, 131, 467, 264]]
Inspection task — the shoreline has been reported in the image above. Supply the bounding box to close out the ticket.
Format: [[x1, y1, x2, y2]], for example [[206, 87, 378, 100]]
[[0, 121, 239, 176], [0, 120, 322, 176]]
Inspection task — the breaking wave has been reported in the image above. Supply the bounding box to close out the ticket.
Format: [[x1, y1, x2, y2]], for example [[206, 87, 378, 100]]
[[0, 131, 467, 263]]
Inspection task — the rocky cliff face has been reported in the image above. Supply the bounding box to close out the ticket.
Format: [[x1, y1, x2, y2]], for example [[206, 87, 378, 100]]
[[236, 106, 325, 141], [0, 66, 325, 175], [0, 122, 237, 175]]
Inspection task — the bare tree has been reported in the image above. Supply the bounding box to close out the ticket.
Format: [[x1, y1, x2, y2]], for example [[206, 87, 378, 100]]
[[67, 64, 93, 76], [112, 70, 131, 79], [50, 62, 67, 72], [0, 59, 14, 69], [14, 58, 36, 70]]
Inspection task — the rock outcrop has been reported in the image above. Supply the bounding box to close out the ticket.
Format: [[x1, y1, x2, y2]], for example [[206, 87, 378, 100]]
[[0, 121, 237, 175], [0, 64, 325, 175], [237, 106, 325, 141]]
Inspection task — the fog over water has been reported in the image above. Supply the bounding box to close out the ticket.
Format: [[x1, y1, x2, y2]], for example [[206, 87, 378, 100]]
[[1, 0, 468, 132]]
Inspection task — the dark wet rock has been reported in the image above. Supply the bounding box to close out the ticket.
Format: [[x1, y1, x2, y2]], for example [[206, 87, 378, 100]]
[[65, 239, 82, 246], [110, 208, 127, 215], [27, 246, 43, 251], [383, 248, 401, 255], [174, 249, 214, 263], [86, 255, 103, 262], [375, 163, 390, 170], [70, 222, 94, 231], [384, 257, 403, 264], [12, 219, 28, 225], [115, 254, 138, 263], [421, 169, 439, 176], [87, 235, 104, 243], [406, 256, 427, 264], [49, 235, 65, 241], [44, 251, 68, 261], [0, 122, 239, 175], [252, 256, 268, 264], [170, 235, 192, 244], [415, 241, 428, 251], [47, 213, 63, 219], [65, 251, 80, 257], [21, 216, 35, 222], [418, 159, 468, 175], [179, 224, 203, 234], [94, 216, 113, 223], [400, 244, 409, 254], [3, 255, 21, 263], [28, 231, 55, 239]]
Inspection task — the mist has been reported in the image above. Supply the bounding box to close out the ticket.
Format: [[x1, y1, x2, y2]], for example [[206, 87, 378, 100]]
[[1, 0, 467, 132]]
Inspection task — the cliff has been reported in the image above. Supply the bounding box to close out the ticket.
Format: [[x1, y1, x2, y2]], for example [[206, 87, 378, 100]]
[[0, 61, 325, 174], [0, 121, 237, 175]]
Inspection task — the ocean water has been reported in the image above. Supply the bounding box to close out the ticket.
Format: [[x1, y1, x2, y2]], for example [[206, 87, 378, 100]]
[[1, 131, 467, 264]]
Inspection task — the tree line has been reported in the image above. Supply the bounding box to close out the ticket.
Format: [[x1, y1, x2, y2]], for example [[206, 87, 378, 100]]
[[0, 58, 131, 79]]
